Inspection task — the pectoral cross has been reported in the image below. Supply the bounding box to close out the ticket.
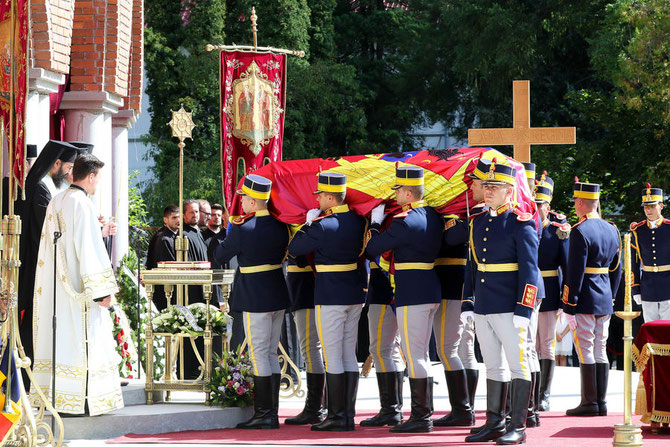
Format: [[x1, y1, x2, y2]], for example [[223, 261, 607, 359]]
[[468, 80, 576, 163]]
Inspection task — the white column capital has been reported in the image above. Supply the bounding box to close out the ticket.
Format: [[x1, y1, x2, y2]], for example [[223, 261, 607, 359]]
[[60, 91, 125, 114], [29, 68, 66, 94], [112, 109, 137, 129]]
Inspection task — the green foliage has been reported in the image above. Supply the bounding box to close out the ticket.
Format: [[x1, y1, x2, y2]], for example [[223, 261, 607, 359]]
[[142, 1, 670, 222], [128, 171, 149, 227]]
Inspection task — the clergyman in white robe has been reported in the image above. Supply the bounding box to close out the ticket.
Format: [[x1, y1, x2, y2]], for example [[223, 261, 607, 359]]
[[31, 184, 124, 415]]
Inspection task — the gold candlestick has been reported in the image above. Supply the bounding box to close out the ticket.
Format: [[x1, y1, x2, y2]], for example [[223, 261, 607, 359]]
[[613, 233, 642, 446]]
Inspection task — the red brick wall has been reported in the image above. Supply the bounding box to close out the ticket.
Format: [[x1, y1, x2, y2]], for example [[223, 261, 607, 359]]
[[31, 0, 76, 74], [124, 0, 143, 112]]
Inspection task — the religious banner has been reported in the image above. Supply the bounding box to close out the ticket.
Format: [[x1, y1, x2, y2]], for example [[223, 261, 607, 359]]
[[227, 147, 538, 227], [220, 51, 287, 210], [0, 0, 27, 191]]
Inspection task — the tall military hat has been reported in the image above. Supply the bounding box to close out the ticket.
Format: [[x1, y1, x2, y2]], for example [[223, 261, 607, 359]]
[[641, 183, 663, 206], [535, 184, 552, 204], [537, 170, 554, 193], [573, 177, 600, 200], [236, 173, 272, 200], [391, 166, 423, 190], [481, 158, 516, 186], [314, 172, 346, 194], [522, 162, 536, 180], [467, 158, 492, 181]]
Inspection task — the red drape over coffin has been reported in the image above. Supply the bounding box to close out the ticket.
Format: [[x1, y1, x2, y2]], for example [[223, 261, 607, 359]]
[[227, 147, 538, 227], [220, 51, 287, 210], [634, 320, 670, 423]]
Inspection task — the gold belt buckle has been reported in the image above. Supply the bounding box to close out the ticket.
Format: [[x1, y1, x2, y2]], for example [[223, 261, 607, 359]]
[[652, 266, 659, 273]]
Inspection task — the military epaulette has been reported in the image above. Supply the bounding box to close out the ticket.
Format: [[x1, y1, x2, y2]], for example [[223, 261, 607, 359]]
[[549, 210, 566, 221], [629, 220, 646, 232], [230, 214, 254, 225], [512, 208, 532, 222], [551, 221, 571, 239], [393, 210, 410, 219], [572, 217, 587, 230], [664, 218, 670, 225], [469, 209, 488, 220], [311, 214, 329, 223]]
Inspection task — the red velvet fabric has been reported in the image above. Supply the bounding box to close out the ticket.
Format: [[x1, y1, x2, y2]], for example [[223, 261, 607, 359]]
[[634, 320, 670, 422]]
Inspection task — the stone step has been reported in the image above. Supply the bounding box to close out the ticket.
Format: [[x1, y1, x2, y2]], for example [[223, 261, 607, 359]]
[[52, 401, 253, 440], [121, 380, 165, 406]]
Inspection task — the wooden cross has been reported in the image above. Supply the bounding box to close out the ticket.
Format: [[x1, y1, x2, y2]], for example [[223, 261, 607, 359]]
[[468, 80, 576, 163]]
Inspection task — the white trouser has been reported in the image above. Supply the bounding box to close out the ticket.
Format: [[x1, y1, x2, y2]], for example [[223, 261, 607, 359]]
[[536, 310, 559, 360], [458, 318, 478, 369], [293, 308, 325, 374], [525, 300, 541, 373], [474, 313, 531, 382], [573, 314, 610, 364], [432, 300, 465, 371], [315, 304, 362, 374], [243, 310, 285, 376], [397, 303, 440, 379], [642, 300, 670, 323], [367, 304, 405, 373]]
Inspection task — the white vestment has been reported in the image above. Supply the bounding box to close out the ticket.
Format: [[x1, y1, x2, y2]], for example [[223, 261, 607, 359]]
[[31, 186, 124, 415]]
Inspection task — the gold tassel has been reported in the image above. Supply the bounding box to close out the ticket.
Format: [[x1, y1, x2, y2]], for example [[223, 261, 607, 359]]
[[361, 354, 374, 377]]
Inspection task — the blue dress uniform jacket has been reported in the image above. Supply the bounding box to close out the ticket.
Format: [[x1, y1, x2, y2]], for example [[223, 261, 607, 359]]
[[538, 220, 570, 312], [288, 205, 367, 306], [631, 218, 670, 302], [436, 217, 468, 301], [286, 256, 316, 312], [366, 257, 394, 305], [561, 212, 622, 315], [214, 210, 291, 313], [462, 203, 541, 319], [366, 201, 442, 307]]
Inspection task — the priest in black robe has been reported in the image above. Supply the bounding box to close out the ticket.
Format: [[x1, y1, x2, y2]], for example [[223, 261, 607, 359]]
[[145, 205, 179, 310], [17, 140, 80, 389], [3, 144, 37, 217]]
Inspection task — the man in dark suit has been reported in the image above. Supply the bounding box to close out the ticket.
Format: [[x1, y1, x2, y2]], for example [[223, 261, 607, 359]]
[[145, 205, 179, 310]]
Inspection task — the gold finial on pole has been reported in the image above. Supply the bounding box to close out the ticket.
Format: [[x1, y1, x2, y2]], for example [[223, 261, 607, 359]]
[[251, 6, 258, 50], [613, 233, 643, 446]]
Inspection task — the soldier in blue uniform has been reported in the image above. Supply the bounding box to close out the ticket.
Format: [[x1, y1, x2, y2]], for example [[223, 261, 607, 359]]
[[461, 160, 540, 445], [366, 166, 443, 433], [360, 241, 405, 427], [433, 215, 475, 427], [214, 174, 291, 429], [631, 184, 670, 322], [562, 180, 621, 417], [284, 256, 327, 425], [533, 179, 570, 412], [536, 172, 567, 224], [288, 172, 367, 432], [521, 162, 536, 192]]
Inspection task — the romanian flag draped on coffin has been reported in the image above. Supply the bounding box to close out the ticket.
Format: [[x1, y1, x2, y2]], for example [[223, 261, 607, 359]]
[[228, 147, 538, 227]]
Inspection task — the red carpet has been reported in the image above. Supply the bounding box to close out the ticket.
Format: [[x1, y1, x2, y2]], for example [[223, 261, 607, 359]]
[[107, 410, 669, 446]]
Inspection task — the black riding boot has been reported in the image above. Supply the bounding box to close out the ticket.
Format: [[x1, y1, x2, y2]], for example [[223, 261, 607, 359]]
[[526, 371, 540, 427], [285, 373, 326, 425], [360, 372, 403, 426], [236, 375, 279, 429], [344, 371, 359, 430], [465, 368, 479, 411], [465, 380, 508, 442], [496, 378, 532, 445], [390, 377, 433, 433], [596, 363, 609, 416], [434, 369, 475, 426], [538, 359, 554, 411], [312, 373, 350, 431], [566, 363, 599, 416]]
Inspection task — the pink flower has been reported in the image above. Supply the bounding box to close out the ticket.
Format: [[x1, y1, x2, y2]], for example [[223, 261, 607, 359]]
[[237, 386, 245, 395], [123, 342, 129, 350], [227, 381, 234, 387]]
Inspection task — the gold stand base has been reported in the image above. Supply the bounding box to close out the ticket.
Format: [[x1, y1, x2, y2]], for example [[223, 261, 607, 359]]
[[613, 424, 643, 447]]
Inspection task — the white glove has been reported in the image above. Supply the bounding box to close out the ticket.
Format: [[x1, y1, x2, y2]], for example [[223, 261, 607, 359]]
[[633, 294, 642, 305], [461, 311, 474, 325], [305, 208, 321, 225], [566, 314, 577, 331], [370, 204, 386, 225], [513, 315, 530, 329]]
